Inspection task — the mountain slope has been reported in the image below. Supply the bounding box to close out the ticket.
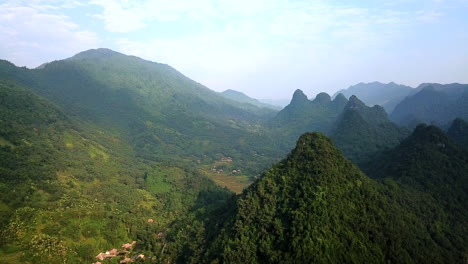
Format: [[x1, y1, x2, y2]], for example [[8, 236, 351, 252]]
[[0, 49, 282, 176], [330, 95, 409, 164], [333, 82, 413, 113], [196, 133, 468, 263], [0, 80, 232, 263]]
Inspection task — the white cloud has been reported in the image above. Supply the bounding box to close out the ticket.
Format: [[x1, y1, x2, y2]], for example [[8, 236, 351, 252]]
[[89, 0, 218, 33], [416, 10, 443, 22], [0, 1, 99, 67]]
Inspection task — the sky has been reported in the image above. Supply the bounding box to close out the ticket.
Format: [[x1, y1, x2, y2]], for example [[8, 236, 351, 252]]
[[1, 0, 468, 100]]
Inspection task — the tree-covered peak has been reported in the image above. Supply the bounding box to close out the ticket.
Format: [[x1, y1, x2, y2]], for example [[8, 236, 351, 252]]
[[288, 132, 340, 162], [68, 48, 125, 60], [312, 92, 331, 104], [332, 93, 347, 103], [406, 124, 452, 147], [290, 89, 308, 104], [447, 118, 468, 148], [346, 95, 366, 109]]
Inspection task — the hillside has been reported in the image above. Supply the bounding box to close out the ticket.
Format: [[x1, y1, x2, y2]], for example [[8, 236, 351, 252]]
[[0, 80, 232, 263], [391, 84, 468, 127], [333, 82, 413, 113], [185, 132, 468, 263], [330, 95, 409, 164]]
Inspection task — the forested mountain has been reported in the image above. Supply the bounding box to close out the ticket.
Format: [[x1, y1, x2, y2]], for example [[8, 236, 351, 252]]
[[185, 132, 468, 263], [330, 95, 409, 164], [220, 89, 280, 110], [0, 49, 282, 176], [268, 90, 347, 147], [391, 83, 468, 128], [365, 124, 468, 207], [333, 82, 413, 113]]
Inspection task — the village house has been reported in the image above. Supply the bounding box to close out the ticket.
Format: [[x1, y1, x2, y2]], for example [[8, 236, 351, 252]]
[[122, 241, 137, 251]]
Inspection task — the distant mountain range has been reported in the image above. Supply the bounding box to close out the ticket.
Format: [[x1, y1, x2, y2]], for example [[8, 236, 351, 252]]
[[334, 81, 468, 129], [333, 82, 413, 113], [390, 83, 468, 128]]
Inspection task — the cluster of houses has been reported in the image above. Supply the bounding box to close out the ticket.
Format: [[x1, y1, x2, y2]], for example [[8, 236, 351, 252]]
[[220, 157, 233, 162], [94, 241, 145, 264], [211, 167, 241, 174], [211, 167, 224, 173]]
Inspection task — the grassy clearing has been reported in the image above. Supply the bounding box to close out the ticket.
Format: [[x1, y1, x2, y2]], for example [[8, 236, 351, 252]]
[[201, 160, 252, 193]]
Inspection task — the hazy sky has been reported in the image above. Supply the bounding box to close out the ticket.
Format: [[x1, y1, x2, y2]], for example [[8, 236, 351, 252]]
[[1, 0, 468, 100]]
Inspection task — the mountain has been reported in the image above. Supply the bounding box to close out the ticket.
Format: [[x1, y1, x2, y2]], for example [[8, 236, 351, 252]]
[[390, 83, 468, 128], [183, 132, 468, 263], [447, 118, 468, 149], [0, 49, 282, 176], [330, 95, 409, 164], [333, 82, 413, 113], [220, 89, 281, 110], [268, 90, 347, 147], [0, 80, 232, 263]]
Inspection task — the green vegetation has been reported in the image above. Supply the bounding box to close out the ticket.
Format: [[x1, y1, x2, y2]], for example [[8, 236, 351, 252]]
[[0, 81, 232, 263], [0, 49, 282, 178]]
